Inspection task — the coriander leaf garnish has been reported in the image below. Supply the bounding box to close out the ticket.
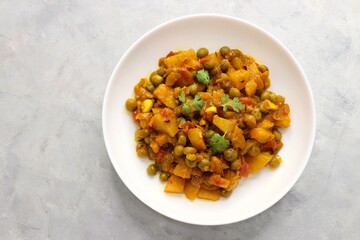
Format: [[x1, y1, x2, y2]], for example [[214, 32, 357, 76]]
[[182, 104, 191, 115], [191, 95, 205, 111], [221, 94, 230, 104], [221, 96, 244, 112], [209, 133, 230, 153], [179, 91, 186, 103], [196, 69, 210, 85]]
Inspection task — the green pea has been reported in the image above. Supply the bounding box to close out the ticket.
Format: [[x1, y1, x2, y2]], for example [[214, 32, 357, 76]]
[[197, 48, 209, 58], [198, 159, 210, 171], [137, 148, 147, 157], [258, 65, 268, 73], [144, 137, 151, 144], [247, 145, 260, 157], [229, 87, 241, 98], [159, 172, 169, 181], [231, 160, 241, 171], [224, 148, 238, 162], [220, 46, 230, 57], [125, 98, 137, 111], [136, 143, 148, 157], [157, 67, 166, 76], [146, 164, 158, 176], [269, 155, 282, 168], [269, 93, 277, 103], [273, 129, 282, 141], [252, 108, 262, 121], [145, 81, 155, 92], [205, 130, 215, 139], [220, 189, 233, 198], [220, 60, 229, 72], [149, 71, 157, 80], [261, 91, 271, 100], [174, 145, 184, 156], [135, 129, 150, 139], [204, 61, 214, 70], [189, 84, 200, 96], [150, 74, 164, 86], [185, 159, 197, 168], [243, 114, 257, 128]]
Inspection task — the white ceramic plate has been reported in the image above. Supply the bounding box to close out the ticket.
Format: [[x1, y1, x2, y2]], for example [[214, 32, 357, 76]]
[[102, 14, 316, 225]]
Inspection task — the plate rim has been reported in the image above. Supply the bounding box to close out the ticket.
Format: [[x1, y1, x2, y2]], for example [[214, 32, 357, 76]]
[[102, 13, 316, 225]]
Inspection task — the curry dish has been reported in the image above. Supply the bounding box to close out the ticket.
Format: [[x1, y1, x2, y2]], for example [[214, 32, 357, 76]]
[[125, 46, 291, 201]]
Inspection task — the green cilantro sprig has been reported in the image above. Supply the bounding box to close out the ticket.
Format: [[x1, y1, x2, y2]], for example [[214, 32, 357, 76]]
[[179, 91, 186, 103], [192, 95, 205, 111], [196, 69, 210, 85], [182, 104, 191, 115], [179, 91, 190, 114], [221, 94, 230, 104], [209, 133, 230, 153], [221, 94, 244, 112], [178, 92, 205, 115]]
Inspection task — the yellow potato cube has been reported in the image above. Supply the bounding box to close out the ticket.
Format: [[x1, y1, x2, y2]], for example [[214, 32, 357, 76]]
[[173, 160, 192, 179], [164, 175, 186, 193], [250, 128, 275, 143], [184, 180, 200, 200], [246, 152, 273, 173], [187, 128, 206, 151], [197, 188, 221, 201]]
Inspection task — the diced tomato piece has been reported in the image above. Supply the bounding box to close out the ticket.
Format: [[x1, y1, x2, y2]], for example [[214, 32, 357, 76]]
[[181, 121, 195, 134], [260, 139, 277, 152], [156, 149, 166, 163], [199, 57, 210, 64], [240, 160, 250, 178], [166, 51, 175, 57], [239, 97, 255, 106], [159, 108, 173, 118], [132, 110, 140, 122], [176, 67, 194, 85]]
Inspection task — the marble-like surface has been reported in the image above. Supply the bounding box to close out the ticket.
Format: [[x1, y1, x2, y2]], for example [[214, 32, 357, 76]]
[[1, 0, 359, 239]]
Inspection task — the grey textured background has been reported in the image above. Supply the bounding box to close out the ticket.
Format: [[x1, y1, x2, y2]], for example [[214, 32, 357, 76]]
[[1, 1, 359, 239]]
